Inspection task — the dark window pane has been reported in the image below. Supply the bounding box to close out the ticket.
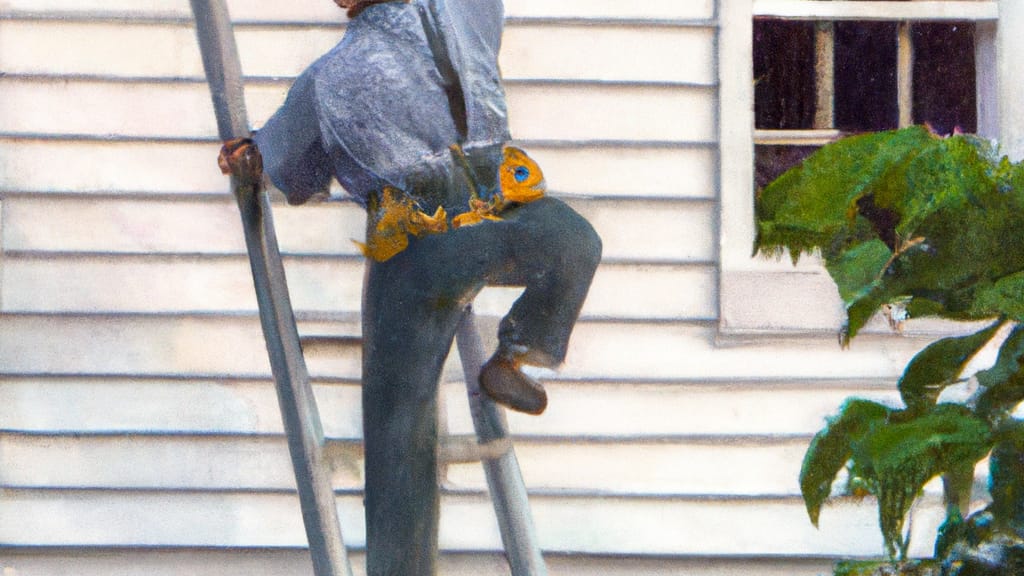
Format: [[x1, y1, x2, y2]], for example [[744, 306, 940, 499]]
[[754, 20, 817, 130], [752, 15, 978, 191], [755, 145, 820, 190], [913, 22, 976, 134], [834, 21, 899, 132]]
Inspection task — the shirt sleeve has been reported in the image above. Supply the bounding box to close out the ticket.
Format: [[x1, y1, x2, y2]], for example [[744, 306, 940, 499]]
[[253, 70, 334, 205], [431, 0, 509, 146]]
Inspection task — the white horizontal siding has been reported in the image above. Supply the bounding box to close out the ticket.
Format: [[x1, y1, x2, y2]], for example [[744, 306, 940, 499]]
[[570, 199, 715, 262], [0, 141, 716, 198], [0, 0, 715, 22], [501, 25, 716, 85], [1, 196, 717, 262], [503, 0, 715, 21], [497, 382, 900, 440], [0, 377, 899, 439], [0, 78, 716, 144], [0, 550, 835, 576], [0, 550, 833, 576], [0, 194, 716, 326], [1, 20, 716, 85], [0, 140, 234, 194], [531, 146, 717, 200], [1, 196, 362, 255], [1, 255, 716, 320], [0, 488, 946, 558], [0, 433, 807, 496], [0, 314, 930, 381], [0, 378, 366, 438], [0, 434, 363, 492], [453, 440, 810, 497], [508, 83, 715, 143], [0, 255, 366, 315]]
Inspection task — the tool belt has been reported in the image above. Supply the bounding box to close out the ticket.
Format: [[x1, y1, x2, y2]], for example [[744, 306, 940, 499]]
[[356, 144, 546, 262]]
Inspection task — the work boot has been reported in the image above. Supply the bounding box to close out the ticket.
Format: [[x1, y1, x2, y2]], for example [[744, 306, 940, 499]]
[[479, 352, 548, 415]]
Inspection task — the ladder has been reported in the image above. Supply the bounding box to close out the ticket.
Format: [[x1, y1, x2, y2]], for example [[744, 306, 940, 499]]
[[188, 2, 547, 574]]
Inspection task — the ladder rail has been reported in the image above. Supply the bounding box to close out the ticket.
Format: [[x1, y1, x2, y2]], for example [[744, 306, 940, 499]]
[[189, 2, 354, 575], [456, 309, 548, 576]]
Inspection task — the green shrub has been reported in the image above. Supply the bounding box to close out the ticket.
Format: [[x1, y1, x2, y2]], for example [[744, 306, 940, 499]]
[[756, 126, 1024, 566]]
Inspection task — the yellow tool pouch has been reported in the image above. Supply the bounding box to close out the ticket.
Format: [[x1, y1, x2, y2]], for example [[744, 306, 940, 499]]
[[357, 146, 546, 261], [452, 146, 546, 228], [356, 187, 449, 262]]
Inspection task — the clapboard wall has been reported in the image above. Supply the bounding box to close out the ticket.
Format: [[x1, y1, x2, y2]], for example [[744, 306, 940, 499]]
[[0, 1, 951, 574]]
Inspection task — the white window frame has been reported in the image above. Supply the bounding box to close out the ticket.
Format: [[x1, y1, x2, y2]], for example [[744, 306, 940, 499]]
[[718, 0, 1023, 338]]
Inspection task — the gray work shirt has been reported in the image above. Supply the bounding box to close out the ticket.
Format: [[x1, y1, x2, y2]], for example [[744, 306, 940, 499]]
[[254, 0, 509, 207]]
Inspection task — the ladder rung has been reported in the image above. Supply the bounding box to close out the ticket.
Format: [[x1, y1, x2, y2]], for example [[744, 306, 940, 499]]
[[440, 434, 513, 464]]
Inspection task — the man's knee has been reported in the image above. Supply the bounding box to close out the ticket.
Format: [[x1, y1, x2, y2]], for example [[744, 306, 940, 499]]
[[573, 211, 602, 271], [532, 197, 602, 272]]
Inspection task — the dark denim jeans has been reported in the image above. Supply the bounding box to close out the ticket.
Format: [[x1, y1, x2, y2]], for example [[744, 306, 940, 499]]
[[360, 168, 601, 574]]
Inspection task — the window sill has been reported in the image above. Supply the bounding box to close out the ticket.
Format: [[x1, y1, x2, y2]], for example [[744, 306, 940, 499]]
[[754, 129, 842, 146], [717, 252, 997, 346]]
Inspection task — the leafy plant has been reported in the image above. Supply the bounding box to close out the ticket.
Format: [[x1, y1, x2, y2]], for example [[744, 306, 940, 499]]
[[834, 559, 939, 576], [755, 126, 1024, 568]]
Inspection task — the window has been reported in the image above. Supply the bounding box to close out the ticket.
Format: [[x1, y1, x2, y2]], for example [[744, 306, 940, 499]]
[[718, 0, 1019, 337], [753, 16, 978, 188]]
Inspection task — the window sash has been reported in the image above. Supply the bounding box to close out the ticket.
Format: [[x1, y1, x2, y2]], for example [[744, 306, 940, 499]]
[[756, 3, 993, 138]]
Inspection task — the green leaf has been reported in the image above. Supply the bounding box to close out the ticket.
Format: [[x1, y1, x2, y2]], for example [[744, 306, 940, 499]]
[[976, 324, 1024, 390], [755, 126, 1024, 340], [825, 240, 896, 344], [883, 135, 992, 240], [756, 126, 937, 259], [972, 272, 1024, 321], [862, 404, 992, 560], [988, 423, 1024, 524], [825, 239, 892, 306], [934, 505, 966, 560], [935, 458, 976, 558], [897, 320, 1003, 413], [904, 296, 949, 319], [800, 399, 892, 526], [842, 285, 888, 344], [976, 324, 1024, 419]]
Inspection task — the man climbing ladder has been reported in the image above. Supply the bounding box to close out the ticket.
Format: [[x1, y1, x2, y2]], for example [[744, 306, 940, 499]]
[[197, 0, 602, 574]]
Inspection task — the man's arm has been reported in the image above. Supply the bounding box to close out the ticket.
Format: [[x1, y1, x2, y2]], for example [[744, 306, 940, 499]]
[[251, 72, 334, 204], [432, 0, 509, 146]]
